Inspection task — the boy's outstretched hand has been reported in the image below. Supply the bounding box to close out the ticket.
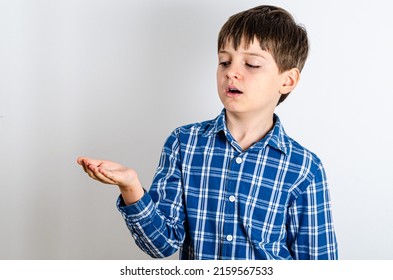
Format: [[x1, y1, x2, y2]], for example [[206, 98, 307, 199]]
[[77, 157, 144, 205]]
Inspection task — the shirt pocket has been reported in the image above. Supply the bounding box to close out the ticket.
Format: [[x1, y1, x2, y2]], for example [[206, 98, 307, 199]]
[[240, 193, 287, 248]]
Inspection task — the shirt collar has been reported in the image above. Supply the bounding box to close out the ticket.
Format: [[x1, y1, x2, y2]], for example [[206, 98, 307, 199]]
[[266, 114, 289, 155], [212, 108, 227, 135], [206, 109, 289, 155]]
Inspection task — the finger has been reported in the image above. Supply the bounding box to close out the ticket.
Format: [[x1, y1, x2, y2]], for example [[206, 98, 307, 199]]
[[77, 157, 85, 165], [77, 157, 95, 167], [81, 159, 89, 173], [98, 167, 120, 184], [85, 158, 106, 167], [78, 157, 106, 167], [77, 157, 90, 173], [85, 164, 100, 180], [88, 164, 117, 185]]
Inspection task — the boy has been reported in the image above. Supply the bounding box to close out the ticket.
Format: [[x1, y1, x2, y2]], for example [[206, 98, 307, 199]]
[[77, 5, 338, 259]]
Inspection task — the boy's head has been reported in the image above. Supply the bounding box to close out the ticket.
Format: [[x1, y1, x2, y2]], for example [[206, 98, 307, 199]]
[[218, 5, 309, 105]]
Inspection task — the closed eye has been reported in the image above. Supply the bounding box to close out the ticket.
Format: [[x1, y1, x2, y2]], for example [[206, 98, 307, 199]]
[[246, 63, 260, 69], [219, 61, 231, 67]]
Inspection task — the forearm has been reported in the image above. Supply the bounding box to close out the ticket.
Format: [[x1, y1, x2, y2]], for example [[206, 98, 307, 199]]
[[117, 193, 185, 258], [118, 129, 185, 258]]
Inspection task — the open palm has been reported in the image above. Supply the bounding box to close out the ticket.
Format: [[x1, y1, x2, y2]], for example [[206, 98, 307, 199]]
[[77, 157, 137, 189]]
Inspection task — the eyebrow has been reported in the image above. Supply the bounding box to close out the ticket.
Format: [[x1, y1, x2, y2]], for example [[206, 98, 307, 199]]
[[218, 50, 268, 60]]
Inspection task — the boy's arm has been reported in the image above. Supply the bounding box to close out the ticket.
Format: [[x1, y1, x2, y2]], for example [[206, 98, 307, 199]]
[[77, 131, 186, 259], [117, 130, 186, 258], [286, 164, 338, 260]]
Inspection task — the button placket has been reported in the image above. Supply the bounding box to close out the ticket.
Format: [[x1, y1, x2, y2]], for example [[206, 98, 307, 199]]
[[222, 154, 244, 256]]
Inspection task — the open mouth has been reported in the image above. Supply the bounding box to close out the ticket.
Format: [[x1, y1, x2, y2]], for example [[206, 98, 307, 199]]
[[227, 86, 243, 94]]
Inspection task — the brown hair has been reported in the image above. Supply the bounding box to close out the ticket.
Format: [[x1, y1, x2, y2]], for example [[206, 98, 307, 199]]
[[218, 5, 309, 105]]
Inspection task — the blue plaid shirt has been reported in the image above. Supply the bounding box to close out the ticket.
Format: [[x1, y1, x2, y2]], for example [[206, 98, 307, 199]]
[[117, 109, 338, 259]]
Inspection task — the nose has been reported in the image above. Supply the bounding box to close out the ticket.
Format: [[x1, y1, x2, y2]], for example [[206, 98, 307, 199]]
[[225, 64, 242, 80]]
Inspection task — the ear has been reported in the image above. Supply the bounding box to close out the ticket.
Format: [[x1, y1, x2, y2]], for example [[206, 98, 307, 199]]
[[279, 68, 300, 94]]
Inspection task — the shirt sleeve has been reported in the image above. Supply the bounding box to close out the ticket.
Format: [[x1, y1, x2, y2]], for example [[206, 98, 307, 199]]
[[286, 163, 338, 259], [117, 129, 186, 258]]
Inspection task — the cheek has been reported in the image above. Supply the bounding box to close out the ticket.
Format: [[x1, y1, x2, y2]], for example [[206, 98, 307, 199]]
[[216, 68, 224, 80], [216, 71, 223, 92], [216, 70, 226, 86]]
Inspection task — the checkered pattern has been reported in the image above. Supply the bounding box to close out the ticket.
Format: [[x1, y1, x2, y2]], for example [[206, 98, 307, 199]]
[[117, 109, 338, 259]]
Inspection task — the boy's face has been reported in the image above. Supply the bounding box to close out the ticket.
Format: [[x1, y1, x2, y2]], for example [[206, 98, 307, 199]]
[[217, 38, 297, 117]]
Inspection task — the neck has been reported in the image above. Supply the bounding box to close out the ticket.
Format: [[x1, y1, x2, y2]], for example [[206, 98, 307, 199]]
[[225, 110, 274, 151]]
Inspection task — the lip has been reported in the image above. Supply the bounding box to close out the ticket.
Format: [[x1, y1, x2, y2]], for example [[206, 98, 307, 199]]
[[225, 85, 243, 97]]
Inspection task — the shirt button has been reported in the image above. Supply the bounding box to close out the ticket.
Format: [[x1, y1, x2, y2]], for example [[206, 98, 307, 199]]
[[235, 157, 243, 164], [226, 235, 233, 241], [229, 195, 235, 202]]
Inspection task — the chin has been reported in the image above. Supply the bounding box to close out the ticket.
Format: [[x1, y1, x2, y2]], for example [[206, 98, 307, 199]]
[[223, 105, 246, 115]]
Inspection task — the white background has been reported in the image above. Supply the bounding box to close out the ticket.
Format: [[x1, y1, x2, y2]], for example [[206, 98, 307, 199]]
[[0, 0, 392, 260]]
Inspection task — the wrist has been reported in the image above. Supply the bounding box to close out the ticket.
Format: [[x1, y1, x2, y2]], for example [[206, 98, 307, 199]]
[[118, 177, 144, 205]]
